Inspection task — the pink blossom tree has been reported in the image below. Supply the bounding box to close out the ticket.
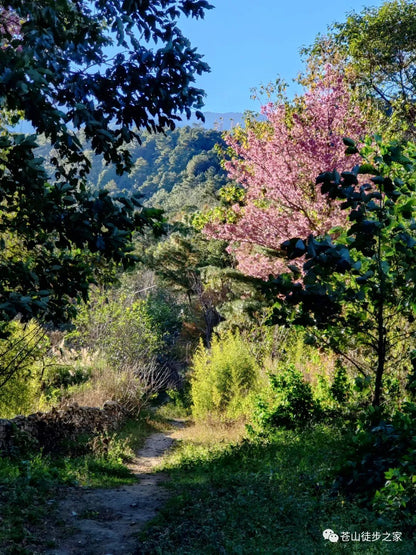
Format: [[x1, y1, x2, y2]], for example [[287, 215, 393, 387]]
[[204, 66, 372, 279]]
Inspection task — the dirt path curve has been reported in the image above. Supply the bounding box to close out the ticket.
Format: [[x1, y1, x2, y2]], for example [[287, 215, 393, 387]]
[[46, 420, 185, 555]]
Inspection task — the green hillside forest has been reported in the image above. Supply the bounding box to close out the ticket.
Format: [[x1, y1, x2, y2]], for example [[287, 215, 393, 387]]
[[35, 126, 231, 219], [2, 1, 416, 553]]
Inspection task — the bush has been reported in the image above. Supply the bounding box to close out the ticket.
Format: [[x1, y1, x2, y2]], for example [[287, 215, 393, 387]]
[[40, 364, 91, 405], [335, 403, 416, 528], [158, 383, 193, 418], [0, 321, 49, 417], [68, 290, 162, 365], [191, 331, 259, 420], [251, 365, 322, 432], [330, 362, 351, 405], [64, 284, 177, 413], [67, 358, 171, 416], [103, 299, 162, 369], [144, 289, 183, 350]]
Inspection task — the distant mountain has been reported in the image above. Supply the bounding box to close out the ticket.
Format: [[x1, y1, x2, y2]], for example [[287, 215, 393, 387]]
[[35, 126, 232, 219], [12, 112, 245, 135], [179, 112, 245, 130]]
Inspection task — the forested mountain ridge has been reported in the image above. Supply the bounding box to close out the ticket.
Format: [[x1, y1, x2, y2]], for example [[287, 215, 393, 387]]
[[179, 111, 244, 129], [36, 126, 232, 219]]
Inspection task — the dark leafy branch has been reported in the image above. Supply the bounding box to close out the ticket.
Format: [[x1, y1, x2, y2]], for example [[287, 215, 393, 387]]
[[0, 1, 212, 331]]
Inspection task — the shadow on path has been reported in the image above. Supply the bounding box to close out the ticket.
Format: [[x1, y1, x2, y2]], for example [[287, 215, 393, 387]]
[[46, 420, 185, 555]]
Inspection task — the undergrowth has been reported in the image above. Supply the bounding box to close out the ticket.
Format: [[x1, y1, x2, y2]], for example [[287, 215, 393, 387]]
[[138, 423, 415, 554]]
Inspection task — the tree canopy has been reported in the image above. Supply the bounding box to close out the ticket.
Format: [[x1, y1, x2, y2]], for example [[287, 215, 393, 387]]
[[305, 0, 416, 139], [36, 126, 230, 218], [0, 0, 212, 330], [1, 1, 212, 172], [203, 65, 371, 278], [269, 138, 416, 406]]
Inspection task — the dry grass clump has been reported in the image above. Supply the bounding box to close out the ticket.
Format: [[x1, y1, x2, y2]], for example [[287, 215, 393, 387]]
[[65, 359, 171, 415], [177, 417, 248, 446]]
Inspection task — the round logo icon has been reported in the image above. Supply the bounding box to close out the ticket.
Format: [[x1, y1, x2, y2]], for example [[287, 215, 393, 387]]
[[323, 529, 339, 542]]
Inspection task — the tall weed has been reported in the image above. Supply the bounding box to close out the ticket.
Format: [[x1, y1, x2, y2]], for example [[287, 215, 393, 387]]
[[191, 331, 260, 420]]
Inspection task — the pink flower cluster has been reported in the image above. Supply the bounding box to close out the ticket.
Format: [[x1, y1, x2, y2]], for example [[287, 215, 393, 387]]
[[204, 66, 370, 279], [0, 7, 21, 48]]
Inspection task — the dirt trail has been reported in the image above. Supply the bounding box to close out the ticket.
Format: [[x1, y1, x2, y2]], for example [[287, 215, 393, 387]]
[[45, 420, 185, 555]]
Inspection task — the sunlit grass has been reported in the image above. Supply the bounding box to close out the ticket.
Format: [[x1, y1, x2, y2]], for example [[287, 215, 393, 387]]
[[139, 422, 415, 554]]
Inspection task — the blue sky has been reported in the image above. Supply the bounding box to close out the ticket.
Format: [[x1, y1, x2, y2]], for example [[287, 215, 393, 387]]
[[179, 0, 386, 113]]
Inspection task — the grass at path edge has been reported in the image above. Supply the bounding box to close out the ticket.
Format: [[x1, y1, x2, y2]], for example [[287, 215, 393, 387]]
[[138, 423, 415, 554], [0, 414, 159, 554]]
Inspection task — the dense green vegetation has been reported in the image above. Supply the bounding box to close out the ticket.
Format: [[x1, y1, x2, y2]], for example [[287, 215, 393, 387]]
[[0, 0, 212, 387], [36, 126, 231, 219], [3, 0, 416, 552], [305, 0, 416, 140]]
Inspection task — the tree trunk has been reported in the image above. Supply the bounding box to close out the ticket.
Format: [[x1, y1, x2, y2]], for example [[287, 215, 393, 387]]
[[373, 219, 387, 408], [373, 292, 386, 407]]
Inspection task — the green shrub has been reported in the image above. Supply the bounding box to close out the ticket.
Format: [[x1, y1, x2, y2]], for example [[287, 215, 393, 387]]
[[0, 374, 41, 418], [158, 384, 193, 418], [191, 331, 259, 420], [98, 298, 162, 369], [335, 403, 416, 527], [251, 365, 321, 432], [373, 466, 416, 524], [330, 362, 351, 405], [66, 289, 173, 414], [0, 320, 49, 417], [144, 289, 183, 349], [68, 291, 161, 364], [69, 279, 183, 365], [40, 364, 91, 404]]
